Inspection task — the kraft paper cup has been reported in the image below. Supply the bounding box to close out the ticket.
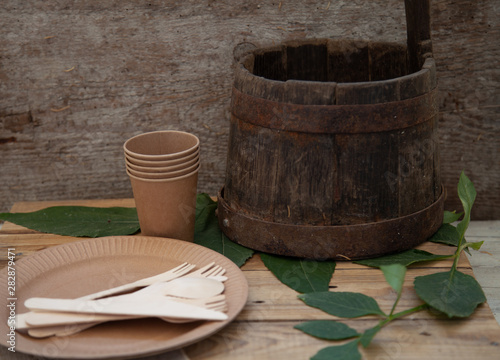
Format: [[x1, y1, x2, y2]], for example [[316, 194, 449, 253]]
[[127, 168, 199, 242], [124, 131, 199, 161], [125, 149, 199, 168], [126, 160, 200, 180], [126, 155, 199, 174]]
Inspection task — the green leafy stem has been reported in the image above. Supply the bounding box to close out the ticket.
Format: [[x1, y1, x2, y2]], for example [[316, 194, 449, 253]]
[[296, 264, 428, 359], [293, 172, 486, 359]]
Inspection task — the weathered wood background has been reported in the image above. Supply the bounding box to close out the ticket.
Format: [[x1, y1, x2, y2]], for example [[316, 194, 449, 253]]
[[1, 0, 498, 220]]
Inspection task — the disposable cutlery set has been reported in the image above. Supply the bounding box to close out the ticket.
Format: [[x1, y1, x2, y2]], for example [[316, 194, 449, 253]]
[[16, 262, 229, 338]]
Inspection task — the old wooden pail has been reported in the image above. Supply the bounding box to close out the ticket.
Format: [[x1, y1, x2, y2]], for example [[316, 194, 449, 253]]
[[218, 4, 444, 260]]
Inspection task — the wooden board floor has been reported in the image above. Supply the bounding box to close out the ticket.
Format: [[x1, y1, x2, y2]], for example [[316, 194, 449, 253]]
[[0, 199, 499, 359]]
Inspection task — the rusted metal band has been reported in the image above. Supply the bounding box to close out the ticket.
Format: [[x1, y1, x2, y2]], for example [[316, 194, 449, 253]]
[[217, 186, 444, 261], [231, 86, 438, 134]]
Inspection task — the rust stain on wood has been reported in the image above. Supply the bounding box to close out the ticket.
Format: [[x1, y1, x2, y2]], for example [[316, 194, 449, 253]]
[[0, 137, 17, 145], [1, 111, 34, 133]]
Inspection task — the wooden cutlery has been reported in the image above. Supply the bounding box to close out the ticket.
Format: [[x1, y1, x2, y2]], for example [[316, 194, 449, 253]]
[[16, 262, 228, 338]]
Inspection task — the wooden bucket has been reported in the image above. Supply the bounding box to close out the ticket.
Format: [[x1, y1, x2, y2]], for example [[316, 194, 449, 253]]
[[218, 2, 444, 260]]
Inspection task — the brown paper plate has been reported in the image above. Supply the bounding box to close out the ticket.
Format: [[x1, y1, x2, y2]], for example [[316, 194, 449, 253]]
[[0, 236, 248, 359]]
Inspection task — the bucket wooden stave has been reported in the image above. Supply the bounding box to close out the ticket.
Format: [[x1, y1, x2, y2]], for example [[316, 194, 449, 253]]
[[218, 38, 443, 260]]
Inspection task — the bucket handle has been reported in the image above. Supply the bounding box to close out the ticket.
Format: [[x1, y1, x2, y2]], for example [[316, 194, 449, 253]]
[[404, 0, 433, 73]]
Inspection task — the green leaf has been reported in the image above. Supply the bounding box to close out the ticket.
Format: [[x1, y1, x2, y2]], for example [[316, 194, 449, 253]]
[[260, 253, 336, 293], [194, 194, 254, 267], [0, 206, 140, 237], [463, 241, 484, 251], [311, 340, 361, 360], [443, 210, 463, 224], [429, 223, 474, 255], [457, 172, 476, 220], [414, 270, 486, 317], [194, 193, 216, 233], [429, 223, 461, 247], [359, 324, 382, 348], [294, 320, 359, 340], [298, 292, 386, 318], [0, 194, 254, 266], [456, 171, 476, 239], [195, 192, 215, 213], [380, 264, 406, 294], [354, 249, 451, 268]]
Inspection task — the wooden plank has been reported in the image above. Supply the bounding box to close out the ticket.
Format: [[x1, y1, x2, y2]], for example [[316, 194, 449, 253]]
[[334, 131, 400, 223], [273, 132, 336, 225], [238, 267, 494, 322], [1, 316, 497, 360], [223, 116, 281, 221], [241, 243, 470, 271], [465, 221, 500, 324], [1, 199, 499, 359], [467, 221, 500, 237], [184, 319, 500, 360], [253, 46, 286, 82], [0, 0, 498, 221], [286, 40, 329, 82], [396, 119, 439, 216], [0, 226, 470, 270], [404, 0, 432, 73]]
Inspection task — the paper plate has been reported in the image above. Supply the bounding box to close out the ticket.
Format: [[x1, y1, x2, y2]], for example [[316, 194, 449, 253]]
[[0, 236, 248, 359]]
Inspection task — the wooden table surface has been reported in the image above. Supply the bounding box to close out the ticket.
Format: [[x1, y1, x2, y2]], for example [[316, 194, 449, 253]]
[[1, 198, 499, 360]]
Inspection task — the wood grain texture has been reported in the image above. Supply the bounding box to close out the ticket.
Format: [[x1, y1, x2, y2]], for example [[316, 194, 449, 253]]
[[185, 317, 500, 360], [0, 0, 498, 220], [0, 199, 500, 359], [227, 41, 439, 229]]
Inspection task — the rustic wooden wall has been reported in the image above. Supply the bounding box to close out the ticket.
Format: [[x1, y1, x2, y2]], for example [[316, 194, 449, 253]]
[[1, 0, 498, 220]]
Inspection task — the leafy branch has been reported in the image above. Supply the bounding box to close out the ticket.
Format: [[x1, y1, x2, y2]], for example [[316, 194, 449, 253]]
[[413, 172, 486, 318], [293, 172, 486, 359], [295, 264, 424, 359]]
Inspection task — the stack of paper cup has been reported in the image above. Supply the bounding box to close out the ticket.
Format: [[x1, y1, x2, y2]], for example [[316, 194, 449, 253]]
[[124, 131, 200, 242]]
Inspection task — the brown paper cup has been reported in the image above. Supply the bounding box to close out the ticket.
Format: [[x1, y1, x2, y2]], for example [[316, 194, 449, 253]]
[[126, 160, 200, 180], [125, 149, 199, 168], [126, 156, 199, 174], [124, 131, 199, 161], [128, 168, 199, 242]]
